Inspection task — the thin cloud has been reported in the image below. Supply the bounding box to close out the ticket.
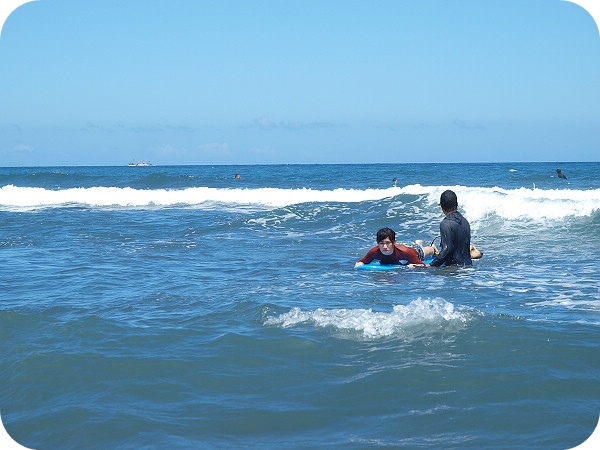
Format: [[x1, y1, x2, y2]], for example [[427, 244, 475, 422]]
[[13, 143, 33, 152], [453, 119, 485, 131], [197, 143, 229, 153], [80, 123, 196, 133], [129, 125, 196, 133], [247, 116, 336, 131]]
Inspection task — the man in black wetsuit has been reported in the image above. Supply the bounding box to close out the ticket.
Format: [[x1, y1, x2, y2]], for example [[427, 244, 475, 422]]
[[430, 190, 472, 267]]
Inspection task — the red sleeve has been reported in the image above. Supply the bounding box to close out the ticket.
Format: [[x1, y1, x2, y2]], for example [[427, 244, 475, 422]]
[[358, 246, 380, 264]]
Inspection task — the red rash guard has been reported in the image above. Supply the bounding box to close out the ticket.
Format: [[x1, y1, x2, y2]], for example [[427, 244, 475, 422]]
[[358, 244, 424, 265]]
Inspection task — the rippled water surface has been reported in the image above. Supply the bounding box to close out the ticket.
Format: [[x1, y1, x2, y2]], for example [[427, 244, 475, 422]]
[[1, 163, 599, 449]]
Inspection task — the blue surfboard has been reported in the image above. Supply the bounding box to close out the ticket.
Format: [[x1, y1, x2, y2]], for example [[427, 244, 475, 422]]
[[355, 255, 434, 271]]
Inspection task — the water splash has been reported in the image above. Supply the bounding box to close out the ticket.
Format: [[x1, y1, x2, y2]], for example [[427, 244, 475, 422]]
[[264, 298, 469, 339]]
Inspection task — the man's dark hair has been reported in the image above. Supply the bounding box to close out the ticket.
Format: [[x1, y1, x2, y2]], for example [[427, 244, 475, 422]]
[[440, 190, 458, 211], [376, 227, 396, 243]]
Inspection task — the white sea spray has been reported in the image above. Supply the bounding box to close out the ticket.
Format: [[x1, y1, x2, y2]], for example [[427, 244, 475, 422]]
[[264, 298, 469, 339]]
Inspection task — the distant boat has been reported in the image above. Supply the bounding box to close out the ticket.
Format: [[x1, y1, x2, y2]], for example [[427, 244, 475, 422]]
[[128, 161, 153, 166]]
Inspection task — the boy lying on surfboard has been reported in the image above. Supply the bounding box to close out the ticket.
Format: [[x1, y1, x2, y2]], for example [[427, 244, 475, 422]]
[[355, 227, 482, 269]]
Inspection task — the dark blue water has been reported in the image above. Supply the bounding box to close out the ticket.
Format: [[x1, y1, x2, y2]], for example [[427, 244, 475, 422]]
[[1, 163, 599, 449]]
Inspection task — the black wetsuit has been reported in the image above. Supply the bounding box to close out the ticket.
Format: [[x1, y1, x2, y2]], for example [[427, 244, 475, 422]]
[[430, 211, 472, 267]]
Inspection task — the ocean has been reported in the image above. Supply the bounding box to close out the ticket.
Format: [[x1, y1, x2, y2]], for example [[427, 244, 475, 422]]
[[1, 162, 599, 449]]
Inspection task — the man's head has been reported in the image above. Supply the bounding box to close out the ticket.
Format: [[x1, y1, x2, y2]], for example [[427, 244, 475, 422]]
[[376, 227, 396, 255], [439, 190, 458, 212]]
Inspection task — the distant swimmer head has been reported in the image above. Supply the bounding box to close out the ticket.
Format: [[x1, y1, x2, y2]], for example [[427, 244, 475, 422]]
[[235, 173, 241, 179], [439, 190, 458, 211], [556, 169, 567, 180], [392, 177, 398, 186]]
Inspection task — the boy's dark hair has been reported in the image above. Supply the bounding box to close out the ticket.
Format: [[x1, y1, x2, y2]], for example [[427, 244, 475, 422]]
[[376, 227, 396, 243], [439, 190, 458, 211]]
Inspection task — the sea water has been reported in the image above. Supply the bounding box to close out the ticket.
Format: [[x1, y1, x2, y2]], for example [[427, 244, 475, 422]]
[[1, 162, 599, 449]]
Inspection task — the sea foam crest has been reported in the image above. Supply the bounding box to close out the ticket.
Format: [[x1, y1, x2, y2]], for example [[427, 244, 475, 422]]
[[451, 186, 600, 222], [410, 184, 600, 221], [1, 184, 599, 220], [264, 298, 468, 339], [0, 185, 400, 210]]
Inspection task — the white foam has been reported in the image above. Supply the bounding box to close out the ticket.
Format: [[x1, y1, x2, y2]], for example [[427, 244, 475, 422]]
[[0, 185, 399, 210], [1, 184, 599, 222], [264, 298, 469, 339], [417, 185, 600, 222]]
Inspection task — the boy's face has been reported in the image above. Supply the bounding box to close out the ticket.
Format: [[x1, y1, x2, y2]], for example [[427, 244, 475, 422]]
[[377, 238, 395, 256]]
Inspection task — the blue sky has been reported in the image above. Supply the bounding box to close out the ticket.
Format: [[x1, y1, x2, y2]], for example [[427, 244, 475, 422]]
[[0, 0, 598, 166]]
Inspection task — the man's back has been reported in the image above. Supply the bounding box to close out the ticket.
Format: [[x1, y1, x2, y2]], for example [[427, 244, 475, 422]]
[[430, 211, 472, 267]]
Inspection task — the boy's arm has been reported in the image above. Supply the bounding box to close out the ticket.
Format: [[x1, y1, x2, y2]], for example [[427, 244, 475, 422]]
[[355, 246, 378, 267]]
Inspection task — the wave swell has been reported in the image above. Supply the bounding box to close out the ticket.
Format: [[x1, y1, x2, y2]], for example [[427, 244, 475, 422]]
[[1, 184, 599, 221]]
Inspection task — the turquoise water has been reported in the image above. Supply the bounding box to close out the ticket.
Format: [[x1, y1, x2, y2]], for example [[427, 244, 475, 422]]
[[1, 163, 599, 449]]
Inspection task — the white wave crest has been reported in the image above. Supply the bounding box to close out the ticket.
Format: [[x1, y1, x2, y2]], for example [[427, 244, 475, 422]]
[[1, 184, 598, 221], [0, 185, 400, 210], [264, 298, 468, 339], [418, 185, 600, 222]]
